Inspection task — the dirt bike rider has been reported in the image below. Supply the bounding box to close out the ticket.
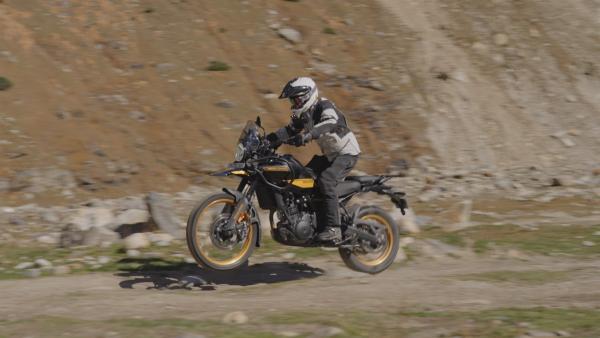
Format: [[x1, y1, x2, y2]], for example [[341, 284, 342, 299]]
[[266, 77, 361, 242]]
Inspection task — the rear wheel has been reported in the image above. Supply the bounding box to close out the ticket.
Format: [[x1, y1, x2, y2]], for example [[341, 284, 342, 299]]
[[339, 206, 399, 274], [186, 193, 257, 270]]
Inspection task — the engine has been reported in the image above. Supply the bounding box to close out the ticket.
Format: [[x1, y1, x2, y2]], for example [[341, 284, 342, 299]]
[[275, 192, 316, 244]]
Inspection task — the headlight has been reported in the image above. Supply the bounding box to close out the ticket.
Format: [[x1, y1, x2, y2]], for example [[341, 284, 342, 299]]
[[234, 143, 245, 162]]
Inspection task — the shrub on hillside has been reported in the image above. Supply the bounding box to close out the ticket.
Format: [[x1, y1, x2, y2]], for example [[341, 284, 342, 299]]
[[0, 77, 12, 91], [322, 27, 336, 35], [206, 61, 231, 71]]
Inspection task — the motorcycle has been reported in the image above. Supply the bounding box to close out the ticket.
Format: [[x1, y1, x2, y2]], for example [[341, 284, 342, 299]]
[[186, 117, 408, 274]]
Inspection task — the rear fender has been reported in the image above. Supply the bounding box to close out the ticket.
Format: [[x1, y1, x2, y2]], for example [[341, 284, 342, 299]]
[[362, 184, 408, 215]]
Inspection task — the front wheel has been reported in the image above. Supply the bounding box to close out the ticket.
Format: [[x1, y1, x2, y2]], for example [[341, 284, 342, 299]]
[[339, 206, 400, 274], [186, 193, 257, 270]]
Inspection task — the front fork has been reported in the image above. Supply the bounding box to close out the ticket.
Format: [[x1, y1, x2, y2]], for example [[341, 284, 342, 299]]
[[222, 179, 262, 247]]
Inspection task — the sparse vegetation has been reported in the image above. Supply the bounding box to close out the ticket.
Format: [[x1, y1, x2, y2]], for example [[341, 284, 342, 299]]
[[421, 224, 600, 256], [322, 27, 336, 35], [0, 242, 188, 280], [456, 269, 570, 284], [0, 76, 12, 91], [398, 307, 600, 338], [206, 60, 231, 71]]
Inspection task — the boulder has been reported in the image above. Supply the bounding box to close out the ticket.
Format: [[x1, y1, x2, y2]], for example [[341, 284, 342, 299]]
[[66, 207, 114, 231], [311, 326, 345, 337], [14, 262, 35, 270], [34, 258, 52, 269], [36, 234, 59, 245], [393, 208, 420, 233], [394, 247, 408, 262], [277, 28, 302, 44], [438, 200, 472, 232], [222, 311, 248, 325], [111, 209, 152, 237], [147, 192, 184, 239], [147, 232, 174, 246], [60, 224, 120, 248], [52, 266, 71, 275], [23, 269, 41, 278], [493, 33, 509, 46], [124, 233, 150, 250]]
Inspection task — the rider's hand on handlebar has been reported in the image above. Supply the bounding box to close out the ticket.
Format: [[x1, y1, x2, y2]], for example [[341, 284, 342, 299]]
[[287, 133, 312, 147]]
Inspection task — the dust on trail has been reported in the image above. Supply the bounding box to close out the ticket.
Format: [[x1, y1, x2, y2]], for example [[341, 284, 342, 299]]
[[1, 256, 599, 322]]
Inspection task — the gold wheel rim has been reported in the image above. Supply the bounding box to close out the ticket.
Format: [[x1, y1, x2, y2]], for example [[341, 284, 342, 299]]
[[194, 198, 254, 266], [355, 214, 394, 267]]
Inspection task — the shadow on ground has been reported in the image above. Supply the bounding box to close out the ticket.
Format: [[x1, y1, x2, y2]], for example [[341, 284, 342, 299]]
[[116, 258, 324, 291]]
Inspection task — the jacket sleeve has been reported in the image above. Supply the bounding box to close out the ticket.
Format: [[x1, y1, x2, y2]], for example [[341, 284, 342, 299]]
[[274, 115, 303, 141], [310, 108, 338, 139]]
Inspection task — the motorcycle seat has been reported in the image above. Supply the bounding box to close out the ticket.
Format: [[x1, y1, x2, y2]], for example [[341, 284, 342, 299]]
[[336, 181, 362, 197], [346, 176, 383, 185]]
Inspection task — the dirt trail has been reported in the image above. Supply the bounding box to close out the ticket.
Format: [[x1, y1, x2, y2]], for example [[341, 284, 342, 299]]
[[1, 256, 599, 323]]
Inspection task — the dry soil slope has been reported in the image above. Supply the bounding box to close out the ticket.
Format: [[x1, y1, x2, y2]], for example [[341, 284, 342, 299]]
[[0, 0, 424, 204], [1, 0, 599, 205], [378, 0, 600, 171]]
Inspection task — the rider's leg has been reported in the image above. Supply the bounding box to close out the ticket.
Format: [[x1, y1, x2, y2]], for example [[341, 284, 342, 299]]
[[305, 155, 330, 176], [316, 155, 358, 241]]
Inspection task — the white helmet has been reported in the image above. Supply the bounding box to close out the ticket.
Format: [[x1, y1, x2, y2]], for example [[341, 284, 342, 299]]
[[279, 77, 319, 116]]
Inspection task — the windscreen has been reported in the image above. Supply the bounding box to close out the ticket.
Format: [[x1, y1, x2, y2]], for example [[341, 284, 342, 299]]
[[237, 121, 260, 151]]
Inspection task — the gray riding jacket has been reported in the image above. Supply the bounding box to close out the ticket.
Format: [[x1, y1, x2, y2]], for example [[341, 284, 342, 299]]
[[275, 98, 361, 161]]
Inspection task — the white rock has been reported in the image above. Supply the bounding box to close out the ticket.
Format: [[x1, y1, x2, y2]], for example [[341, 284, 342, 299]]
[[124, 233, 150, 250], [67, 208, 114, 231], [81, 227, 121, 247], [34, 258, 52, 268], [399, 237, 415, 247], [593, 231, 600, 236], [277, 28, 302, 44], [147, 192, 184, 239], [176, 334, 206, 338], [23, 269, 41, 278], [394, 208, 420, 233], [529, 28, 541, 37], [36, 234, 59, 245], [126, 249, 141, 258], [394, 247, 408, 262], [97, 256, 111, 265], [471, 42, 488, 53], [113, 209, 149, 227], [147, 232, 174, 244], [222, 311, 248, 325], [582, 241, 595, 247], [311, 326, 345, 337], [310, 61, 337, 75], [525, 330, 557, 338], [493, 33, 509, 46], [179, 275, 207, 288], [281, 252, 296, 260], [52, 266, 71, 275], [439, 200, 473, 232], [14, 262, 35, 270]]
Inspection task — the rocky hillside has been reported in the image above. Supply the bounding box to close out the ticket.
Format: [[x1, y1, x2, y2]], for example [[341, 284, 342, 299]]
[[1, 0, 599, 205]]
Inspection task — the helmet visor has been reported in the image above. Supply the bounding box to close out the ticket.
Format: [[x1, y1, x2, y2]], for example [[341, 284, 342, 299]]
[[289, 92, 310, 109]]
